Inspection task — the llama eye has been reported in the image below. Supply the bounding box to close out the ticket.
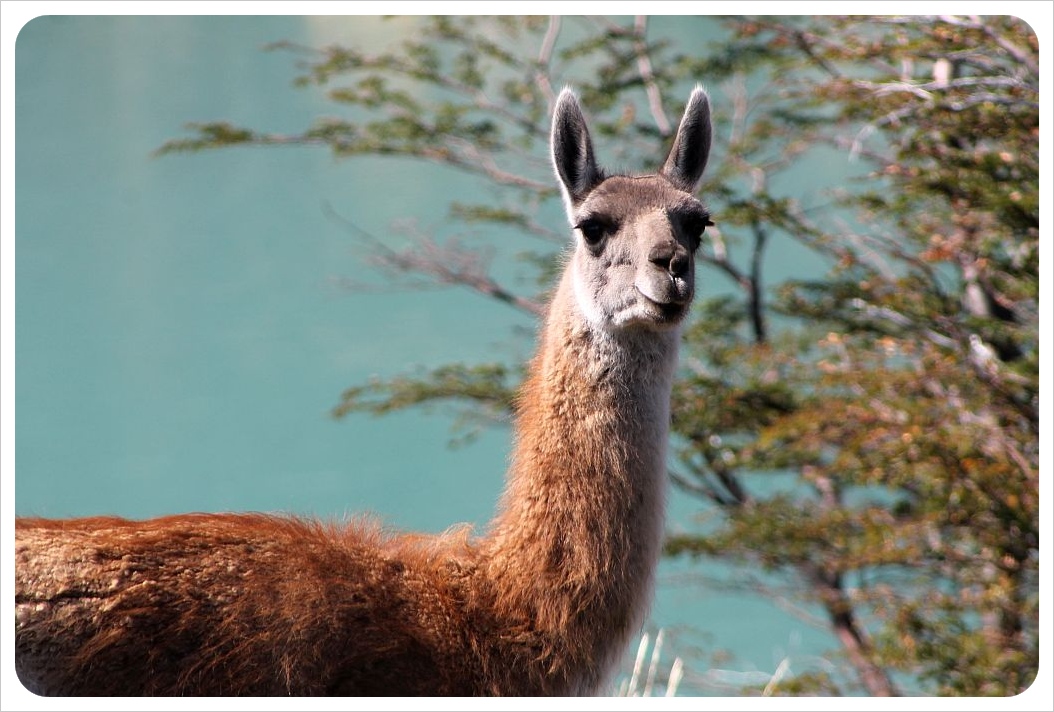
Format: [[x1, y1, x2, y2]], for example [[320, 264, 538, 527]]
[[576, 219, 608, 246], [682, 215, 711, 250], [678, 220, 704, 250]]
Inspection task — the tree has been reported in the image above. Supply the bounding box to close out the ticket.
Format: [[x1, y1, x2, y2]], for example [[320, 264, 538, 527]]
[[159, 15, 1040, 696]]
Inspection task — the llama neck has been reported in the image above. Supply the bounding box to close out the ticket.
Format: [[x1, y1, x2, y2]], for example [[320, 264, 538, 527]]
[[482, 269, 679, 692]]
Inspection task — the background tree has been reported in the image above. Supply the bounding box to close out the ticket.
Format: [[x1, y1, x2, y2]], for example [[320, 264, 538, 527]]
[[160, 15, 1039, 696]]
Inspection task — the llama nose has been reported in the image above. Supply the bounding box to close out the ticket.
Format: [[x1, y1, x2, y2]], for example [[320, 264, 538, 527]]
[[648, 242, 690, 278]]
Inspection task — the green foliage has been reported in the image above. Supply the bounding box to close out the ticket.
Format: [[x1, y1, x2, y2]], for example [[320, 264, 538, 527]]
[[662, 15, 1038, 696], [154, 121, 258, 154], [162, 15, 1039, 696], [332, 362, 520, 446]]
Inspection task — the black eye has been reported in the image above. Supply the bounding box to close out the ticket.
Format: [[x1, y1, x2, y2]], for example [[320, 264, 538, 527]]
[[576, 218, 608, 246], [682, 213, 713, 250]]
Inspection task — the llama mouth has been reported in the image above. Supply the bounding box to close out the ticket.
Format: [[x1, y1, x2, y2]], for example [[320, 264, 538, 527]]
[[637, 292, 688, 323], [636, 283, 691, 323], [656, 301, 687, 322]]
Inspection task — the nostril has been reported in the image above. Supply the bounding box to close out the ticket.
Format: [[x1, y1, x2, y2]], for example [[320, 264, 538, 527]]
[[649, 242, 690, 277], [648, 243, 675, 270], [669, 252, 690, 278]]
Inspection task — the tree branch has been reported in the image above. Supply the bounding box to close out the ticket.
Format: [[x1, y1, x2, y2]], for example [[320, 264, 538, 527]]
[[535, 16, 561, 106], [807, 567, 900, 696], [322, 202, 545, 317], [748, 219, 768, 344], [633, 15, 672, 136], [935, 15, 1038, 75]]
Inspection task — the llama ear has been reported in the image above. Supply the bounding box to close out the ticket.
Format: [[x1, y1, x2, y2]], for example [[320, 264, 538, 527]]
[[661, 86, 712, 194], [551, 87, 603, 221]]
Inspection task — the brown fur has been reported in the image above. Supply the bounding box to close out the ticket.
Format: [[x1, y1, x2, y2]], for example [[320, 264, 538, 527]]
[[16, 514, 488, 695], [14, 87, 713, 696]]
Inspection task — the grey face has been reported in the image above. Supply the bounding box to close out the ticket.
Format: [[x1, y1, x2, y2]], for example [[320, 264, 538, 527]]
[[550, 86, 714, 333], [569, 175, 710, 330]]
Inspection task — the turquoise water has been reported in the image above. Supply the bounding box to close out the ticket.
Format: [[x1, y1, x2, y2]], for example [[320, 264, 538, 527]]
[[14, 15, 838, 694]]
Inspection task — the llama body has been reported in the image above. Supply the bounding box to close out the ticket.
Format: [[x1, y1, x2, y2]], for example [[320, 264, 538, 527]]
[[15, 86, 712, 696]]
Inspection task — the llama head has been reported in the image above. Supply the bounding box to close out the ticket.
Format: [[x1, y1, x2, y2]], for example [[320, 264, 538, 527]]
[[551, 86, 713, 331]]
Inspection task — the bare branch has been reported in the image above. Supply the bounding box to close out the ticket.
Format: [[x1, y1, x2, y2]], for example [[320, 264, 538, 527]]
[[670, 469, 734, 508], [853, 74, 1034, 100], [633, 15, 672, 136], [936, 15, 1038, 75], [535, 16, 561, 107], [698, 250, 750, 292], [440, 135, 553, 191], [790, 28, 845, 79], [322, 202, 545, 317], [849, 298, 959, 350], [807, 566, 900, 696], [748, 219, 768, 344]]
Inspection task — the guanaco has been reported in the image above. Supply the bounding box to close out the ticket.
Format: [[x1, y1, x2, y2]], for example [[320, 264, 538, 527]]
[[15, 85, 713, 696]]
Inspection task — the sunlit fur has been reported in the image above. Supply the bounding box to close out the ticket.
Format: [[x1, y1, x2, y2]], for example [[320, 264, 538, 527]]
[[15, 86, 712, 696]]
